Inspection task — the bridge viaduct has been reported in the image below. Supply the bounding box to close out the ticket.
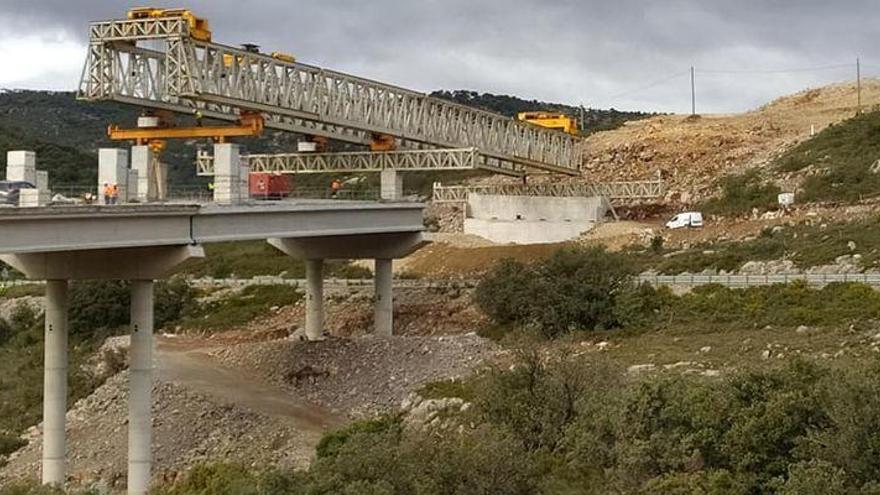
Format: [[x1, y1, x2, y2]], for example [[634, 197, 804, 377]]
[[0, 200, 424, 494]]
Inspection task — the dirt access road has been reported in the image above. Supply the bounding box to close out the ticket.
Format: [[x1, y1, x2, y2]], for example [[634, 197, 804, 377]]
[[157, 339, 344, 432]]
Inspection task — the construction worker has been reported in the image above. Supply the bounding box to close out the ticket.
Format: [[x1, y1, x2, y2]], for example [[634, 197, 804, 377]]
[[110, 183, 119, 205], [102, 182, 112, 205]]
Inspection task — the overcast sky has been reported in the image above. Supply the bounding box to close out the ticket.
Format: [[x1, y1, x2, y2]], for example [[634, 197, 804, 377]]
[[0, 0, 876, 114]]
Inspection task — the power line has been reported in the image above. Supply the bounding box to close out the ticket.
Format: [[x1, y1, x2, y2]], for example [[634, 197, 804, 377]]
[[698, 63, 854, 75], [607, 69, 691, 100]]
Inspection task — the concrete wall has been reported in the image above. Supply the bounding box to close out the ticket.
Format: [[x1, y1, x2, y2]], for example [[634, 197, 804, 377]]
[[463, 193, 607, 244]]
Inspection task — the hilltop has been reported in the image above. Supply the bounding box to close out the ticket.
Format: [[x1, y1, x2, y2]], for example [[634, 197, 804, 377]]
[[578, 80, 880, 203]]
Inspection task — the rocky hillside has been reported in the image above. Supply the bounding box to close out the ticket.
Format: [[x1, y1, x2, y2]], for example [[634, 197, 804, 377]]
[[578, 80, 880, 203]]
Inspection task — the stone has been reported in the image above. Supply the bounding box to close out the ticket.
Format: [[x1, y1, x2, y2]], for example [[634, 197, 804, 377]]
[[627, 364, 656, 374]]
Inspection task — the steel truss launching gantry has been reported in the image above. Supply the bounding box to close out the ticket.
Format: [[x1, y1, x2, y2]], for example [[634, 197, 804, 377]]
[[195, 147, 524, 177], [77, 14, 583, 176], [431, 180, 666, 203]]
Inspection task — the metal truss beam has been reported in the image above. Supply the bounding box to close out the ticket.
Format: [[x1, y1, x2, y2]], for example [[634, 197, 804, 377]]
[[196, 148, 524, 177], [77, 16, 582, 176], [431, 180, 666, 202]]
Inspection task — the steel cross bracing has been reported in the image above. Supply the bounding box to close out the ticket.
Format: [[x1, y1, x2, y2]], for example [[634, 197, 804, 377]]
[[195, 148, 524, 177], [431, 180, 666, 202], [78, 16, 583, 176]]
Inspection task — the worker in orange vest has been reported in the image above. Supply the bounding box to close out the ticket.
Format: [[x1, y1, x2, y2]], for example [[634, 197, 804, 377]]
[[102, 182, 113, 205]]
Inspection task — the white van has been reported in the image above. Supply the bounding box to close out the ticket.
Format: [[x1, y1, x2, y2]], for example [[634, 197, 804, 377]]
[[666, 211, 703, 229]]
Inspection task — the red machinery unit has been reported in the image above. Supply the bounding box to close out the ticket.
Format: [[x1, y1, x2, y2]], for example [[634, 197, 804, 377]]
[[249, 172, 290, 200]]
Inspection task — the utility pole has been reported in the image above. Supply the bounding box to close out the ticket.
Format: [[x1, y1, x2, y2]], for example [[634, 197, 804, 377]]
[[857, 57, 862, 114], [690, 66, 696, 116], [579, 103, 585, 131]]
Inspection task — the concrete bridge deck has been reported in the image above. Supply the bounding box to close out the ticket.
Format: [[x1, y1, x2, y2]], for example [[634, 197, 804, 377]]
[[0, 200, 423, 254]]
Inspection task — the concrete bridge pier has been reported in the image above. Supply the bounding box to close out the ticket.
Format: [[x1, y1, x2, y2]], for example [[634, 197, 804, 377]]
[[42, 280, 68, 486], [304, 259, 325, 340], [269, 232, 423, 337], [0, 245, 203, 494], [380, 169, 403, 201], [128, 280, 154, 494], [374, 259, 393, 336]]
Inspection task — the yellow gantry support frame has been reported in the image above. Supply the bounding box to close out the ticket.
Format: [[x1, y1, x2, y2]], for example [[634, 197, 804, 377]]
[[108, 113, 265, 146], [517, 111, 579, 136]]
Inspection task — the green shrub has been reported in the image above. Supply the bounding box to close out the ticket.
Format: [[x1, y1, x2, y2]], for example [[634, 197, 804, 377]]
[[777, 460, 848, 495], [639, 470, 749, 495], [476, 247, 635, 338], [0, 317, 11, 347], [152, 463, 297, 495], [177, 284, 301, 331], [0, 482, 67, 495], [154, 278, 197, 329], [316, 415, 402, 460], [701, 171, 781, 216]]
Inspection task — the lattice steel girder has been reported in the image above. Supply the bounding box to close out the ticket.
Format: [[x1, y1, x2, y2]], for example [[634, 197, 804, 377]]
[[195, 148, 524, 178], [78, 16, 582, 176], [431, 180, 666, 202]]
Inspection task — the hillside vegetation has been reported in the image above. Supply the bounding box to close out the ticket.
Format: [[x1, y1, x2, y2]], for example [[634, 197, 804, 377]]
[[774, 109, 880, 203]]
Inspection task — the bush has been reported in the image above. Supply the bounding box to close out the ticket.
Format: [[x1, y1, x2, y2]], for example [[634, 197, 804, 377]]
[[152, 463, 298, 495], [476, 247, 635, 338], [701, 171, 781, 216], [177, 284, 302, 331], [316, 415, 402, 460], [154, 278, 197, 329]]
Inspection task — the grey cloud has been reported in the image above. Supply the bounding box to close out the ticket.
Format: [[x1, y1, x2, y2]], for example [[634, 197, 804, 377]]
[[1, 0, 878, 112]]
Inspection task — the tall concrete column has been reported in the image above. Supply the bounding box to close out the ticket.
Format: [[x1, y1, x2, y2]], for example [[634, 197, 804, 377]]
[[380, 169, 403, 201], [374, 258, 393, 336], [305, 259, 324, 341], [42, 280, 68, 487], [128, 280, 154, 495], [213, 143, 242, 205], [129, 145, 158, 203]]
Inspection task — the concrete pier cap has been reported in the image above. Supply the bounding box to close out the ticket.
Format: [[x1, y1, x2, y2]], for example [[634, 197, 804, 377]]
[[0, 245, 205, 280], [269, 232, 426, 339]]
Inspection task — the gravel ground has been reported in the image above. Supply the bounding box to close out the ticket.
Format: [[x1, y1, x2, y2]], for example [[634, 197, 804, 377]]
[[0, 361, 329, 491], [212, 333, 498, 418]]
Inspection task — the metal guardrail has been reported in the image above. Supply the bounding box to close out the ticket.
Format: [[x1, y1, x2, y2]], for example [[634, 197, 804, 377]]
[[637, 273, 880, 288]]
